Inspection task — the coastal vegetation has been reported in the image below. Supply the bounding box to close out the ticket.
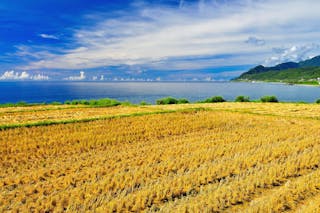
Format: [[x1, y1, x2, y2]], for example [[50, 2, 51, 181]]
[[5, 93, 320, 109], [156, 97, 189, 105], [199, 96, 226, 103], [235, 67, 320, 85], [64, 98, 122, 107], [260, 95, 279, 103], [1, 102, 320, 212], [234, 55, 320, 85], [235, 95, 250, 102]]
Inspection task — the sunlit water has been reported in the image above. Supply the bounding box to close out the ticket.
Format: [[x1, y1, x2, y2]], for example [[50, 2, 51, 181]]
[[1, 81, 320, 104]]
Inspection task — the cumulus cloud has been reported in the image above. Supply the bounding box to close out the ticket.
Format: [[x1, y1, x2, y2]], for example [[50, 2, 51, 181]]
[[0, 70, 49, 80], [31, 74, 50, 80], [0, 70, 30, 80], [39, 34, 59, 40], [63, 71, 86, 81], [20, 0, 320, 70], [264, 44, 320, 66]]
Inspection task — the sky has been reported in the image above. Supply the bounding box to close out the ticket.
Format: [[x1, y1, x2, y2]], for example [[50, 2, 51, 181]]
[[1, 0, 320, 81]]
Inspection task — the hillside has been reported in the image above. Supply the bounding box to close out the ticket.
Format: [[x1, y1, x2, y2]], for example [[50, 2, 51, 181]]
[[1, 103, 320, 212], [235, 55, 320, 84]]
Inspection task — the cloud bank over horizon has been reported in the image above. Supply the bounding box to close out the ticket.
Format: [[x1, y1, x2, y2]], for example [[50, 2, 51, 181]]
[[1, 0, 320, 80], [63, 71, 86, 81], [0, 70, 49, 81]]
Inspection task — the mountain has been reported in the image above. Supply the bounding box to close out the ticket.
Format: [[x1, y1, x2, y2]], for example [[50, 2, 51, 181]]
[[234, 55, 320, 85], [298, 55, 320, 67]]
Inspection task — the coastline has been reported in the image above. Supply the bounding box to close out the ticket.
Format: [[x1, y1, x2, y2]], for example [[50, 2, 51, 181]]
[[1, 81, 320, 105], [232, 80, 320, 87]]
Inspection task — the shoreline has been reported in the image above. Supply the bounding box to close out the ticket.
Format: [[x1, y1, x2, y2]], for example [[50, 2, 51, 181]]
[[1, 95, 319, 108], [233, 80, 320, 87]]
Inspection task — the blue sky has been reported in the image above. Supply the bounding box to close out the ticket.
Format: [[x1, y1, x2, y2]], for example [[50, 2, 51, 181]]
[[1, 0, 320, 81]]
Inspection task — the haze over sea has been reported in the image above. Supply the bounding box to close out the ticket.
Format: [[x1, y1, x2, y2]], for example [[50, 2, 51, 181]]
[[1, 81, 319, 104]]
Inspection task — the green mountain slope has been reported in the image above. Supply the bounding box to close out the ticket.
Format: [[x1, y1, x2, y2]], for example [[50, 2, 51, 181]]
[[234, 56, 320, 85], [299, 55, 320, 67]]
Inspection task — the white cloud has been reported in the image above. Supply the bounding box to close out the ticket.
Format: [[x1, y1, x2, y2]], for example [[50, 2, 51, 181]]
[[15, 45, 58, 59], [0, 70, 50, 80], [39, 34, 59, 40], [64, 71, 86, 80], [0, 70, 30, 80], [264, 44, 320, 66], [21, 0, 320, 70], [31, 74, 50, 80]]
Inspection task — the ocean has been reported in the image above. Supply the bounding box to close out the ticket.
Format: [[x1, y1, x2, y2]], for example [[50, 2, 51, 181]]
[[1, 81, 320, 104]]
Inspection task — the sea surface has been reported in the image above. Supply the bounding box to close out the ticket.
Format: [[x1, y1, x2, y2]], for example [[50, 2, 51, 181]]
[[0, 81, 320, 104]]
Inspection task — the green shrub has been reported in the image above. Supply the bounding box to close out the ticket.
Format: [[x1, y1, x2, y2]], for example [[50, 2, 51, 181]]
[[316, 99, 320, 104], [235, 96, 250, 102], [0, 103, 15, 107], [156, 97, 190, 105], [50, 101, 62, 105], [79, 100, 90, 105], [0, 98, 124, 108], [260, 96, 279, 103], [71, 100, 80, 105], [17, 101, 27, 106], [92, 98, 121, 107], [177, 98, 190, 104], [0, 102, 46, 107], [140, 101, 149, 105], [121, 101, 132, 106], [202, 96, 226, 103], [67, 98, 121, 107], [89, 100, 98, 105], [156, 97, 178, 105]]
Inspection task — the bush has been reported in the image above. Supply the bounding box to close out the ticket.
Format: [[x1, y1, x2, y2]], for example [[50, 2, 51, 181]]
[[50, 101, 62, 105], [235, 96, 250, 102], [89, 100, 98, 105], [71, 100, 80, 105], [177, 98, 190, 104], [202, 96, 226, 103], [17, 101, 28, 106], [121, 101, 132, 106], [316, 99, 320, 104], [79, 100, 90, 105], [66, 98, 121, 107], [0, 103, 15, 107], [156, 97, 190, 105], [140, 101, 149, 105], [90, 98, 121, 107], [260, 96, 279, 103], [156, 97, 178, 105]]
